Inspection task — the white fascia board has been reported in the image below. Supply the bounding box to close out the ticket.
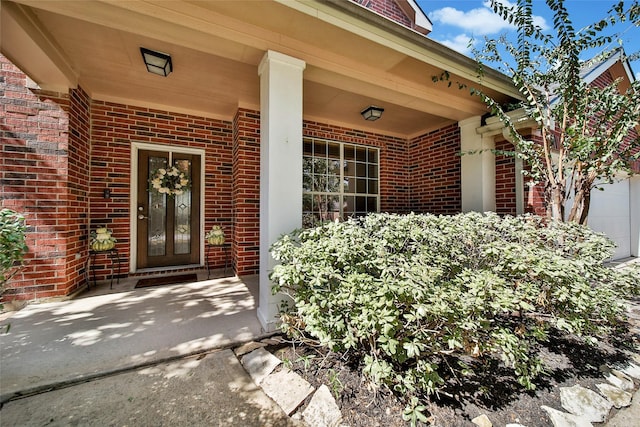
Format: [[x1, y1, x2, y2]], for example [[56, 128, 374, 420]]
[[582, 53, 622, 85], [623, 60, 636, 83], [582, 49, 636, 85]]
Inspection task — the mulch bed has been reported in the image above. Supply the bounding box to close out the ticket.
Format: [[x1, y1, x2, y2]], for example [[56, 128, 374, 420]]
[[267, 322, 638, 427]]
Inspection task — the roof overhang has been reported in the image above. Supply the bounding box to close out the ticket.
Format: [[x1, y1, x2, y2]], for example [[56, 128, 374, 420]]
[[1, 0, 519, 138], [582, 49, 637, 86]]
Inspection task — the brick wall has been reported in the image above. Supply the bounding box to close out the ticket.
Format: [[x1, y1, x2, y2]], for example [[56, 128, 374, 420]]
[[1, 55, 73, 300], [590, 68, 640, 173], [408, 124, 462, 214], [524, 181, 546, 217], [522, 133, 547, 216], [63, 87, 91, 295], [628, 129, 640, 173], [352, 0, 413, 29], [495, 138, 517, 216], [303, 121, 410, 213], [90, 101, 234, 278], [233, 109, 261, 275]]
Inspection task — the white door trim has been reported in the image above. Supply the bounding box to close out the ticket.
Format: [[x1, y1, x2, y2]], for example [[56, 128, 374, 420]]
[[130, 142, 206, 272]]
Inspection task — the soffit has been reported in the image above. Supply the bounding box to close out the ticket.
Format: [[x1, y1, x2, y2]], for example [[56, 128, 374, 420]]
[[304, 79, 452, 136], [3, 0, 516, 137], [30, 9, 260, 119], [609, 61, 633, 93]]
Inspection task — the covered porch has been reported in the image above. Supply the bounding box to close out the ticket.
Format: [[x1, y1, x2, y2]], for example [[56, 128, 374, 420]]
[[1, 0, 519, 330]]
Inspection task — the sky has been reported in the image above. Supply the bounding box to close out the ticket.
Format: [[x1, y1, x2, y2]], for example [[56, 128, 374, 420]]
[[416, 0, 640, 80]]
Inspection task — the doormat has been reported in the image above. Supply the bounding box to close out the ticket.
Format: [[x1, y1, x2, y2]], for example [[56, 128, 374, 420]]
[[134, 273, 198, 289]]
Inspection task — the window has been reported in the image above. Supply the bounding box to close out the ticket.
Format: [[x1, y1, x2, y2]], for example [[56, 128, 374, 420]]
[[303, 138, 379, 228]]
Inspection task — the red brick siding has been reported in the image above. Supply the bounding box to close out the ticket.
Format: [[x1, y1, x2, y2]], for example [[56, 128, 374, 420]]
[[591, 69, 616, 88], [90, 101, 234, 278], [495, 138, 517, 216], [63, 87, 91, 295], [408, 124, 462, 214], [628, 128, 640, 173], [88, 101, 132, 279], [303, 121, 410, 213], [524, 181, 546, 216], [522, 133, 547, 216], [233, 109, 261, 275], [1, 55, 73, 300], [590, 69, 640, 173], [352, 0, 413, 29]]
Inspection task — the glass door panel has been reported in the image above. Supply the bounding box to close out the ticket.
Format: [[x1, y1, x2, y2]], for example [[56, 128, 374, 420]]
[[137, 150, 200, 269], [173, 159, 192, 255]]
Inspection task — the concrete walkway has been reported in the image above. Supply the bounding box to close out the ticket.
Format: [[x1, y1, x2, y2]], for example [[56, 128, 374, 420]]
[[0, 275, 268, 403], [1, 349, 295, 426]]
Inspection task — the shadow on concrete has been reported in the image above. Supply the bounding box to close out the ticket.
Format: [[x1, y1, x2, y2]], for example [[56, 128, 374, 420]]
[[0, 349, 295, 426], [0, 275, 267, 404]]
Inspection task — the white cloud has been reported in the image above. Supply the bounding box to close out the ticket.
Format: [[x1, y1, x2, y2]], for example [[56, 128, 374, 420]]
[[428, 1, 548, 36], [429, 6, 513, 36], [436, 34, 477, 56]]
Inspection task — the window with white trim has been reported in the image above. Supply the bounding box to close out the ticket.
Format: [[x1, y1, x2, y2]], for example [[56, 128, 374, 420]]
[[303, 138, 379, 228]]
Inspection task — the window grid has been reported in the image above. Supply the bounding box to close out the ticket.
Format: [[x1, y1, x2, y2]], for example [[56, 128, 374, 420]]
[[303, 137, 379, 228]]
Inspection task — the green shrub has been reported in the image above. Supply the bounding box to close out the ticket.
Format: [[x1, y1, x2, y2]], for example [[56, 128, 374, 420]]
[[0, 209, 28, 294], [270, 212, 639, 421]]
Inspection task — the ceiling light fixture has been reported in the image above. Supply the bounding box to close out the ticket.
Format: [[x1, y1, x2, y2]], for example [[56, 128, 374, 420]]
[[140, 47, 173, 77], [360, 105, 384, 121]]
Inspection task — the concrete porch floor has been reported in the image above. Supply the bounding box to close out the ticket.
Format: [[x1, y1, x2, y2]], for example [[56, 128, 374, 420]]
[[0, 272, 266, 403], [79, 268, 247, 299]]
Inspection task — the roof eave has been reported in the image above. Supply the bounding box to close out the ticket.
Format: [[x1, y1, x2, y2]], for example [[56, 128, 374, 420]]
[[315, 0, 519, 100]]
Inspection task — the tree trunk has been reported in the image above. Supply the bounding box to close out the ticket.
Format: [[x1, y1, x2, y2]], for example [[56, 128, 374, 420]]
[[567, 175, 594, 225], [548, 184, 565, 222], [578, 190, 590, 225], [567, 188, 584, 224], [567, 172, 596, 225]]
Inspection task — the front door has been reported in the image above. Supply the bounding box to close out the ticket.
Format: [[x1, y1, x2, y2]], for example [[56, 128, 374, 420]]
[[137, 149, 201, 269]]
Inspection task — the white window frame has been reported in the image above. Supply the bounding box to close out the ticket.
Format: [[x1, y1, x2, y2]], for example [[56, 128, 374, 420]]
[[302, 137, 380, 226]]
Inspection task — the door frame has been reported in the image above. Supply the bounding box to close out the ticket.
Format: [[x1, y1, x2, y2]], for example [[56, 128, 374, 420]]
[[130, 142, 206, 273]]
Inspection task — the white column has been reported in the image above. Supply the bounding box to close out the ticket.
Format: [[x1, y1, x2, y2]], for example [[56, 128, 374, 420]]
[[459, 116, 496, 213], [631, 176, 640, 257], [257, 50, 306, 332]]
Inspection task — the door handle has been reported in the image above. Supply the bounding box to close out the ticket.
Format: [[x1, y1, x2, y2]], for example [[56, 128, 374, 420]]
[[137, 206, 147, 220]]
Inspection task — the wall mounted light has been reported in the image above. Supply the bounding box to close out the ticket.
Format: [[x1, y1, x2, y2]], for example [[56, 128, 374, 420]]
[[103, 188, 111, 199], [360, 105, 384, 121], [140, 47, 173, 77]]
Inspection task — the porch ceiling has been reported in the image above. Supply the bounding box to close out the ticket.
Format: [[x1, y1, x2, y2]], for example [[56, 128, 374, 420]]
[[1, 0, 518, 138]]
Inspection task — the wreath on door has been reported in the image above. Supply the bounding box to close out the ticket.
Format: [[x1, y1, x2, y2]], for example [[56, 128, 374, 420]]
[[149, 166, 190, 197]]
